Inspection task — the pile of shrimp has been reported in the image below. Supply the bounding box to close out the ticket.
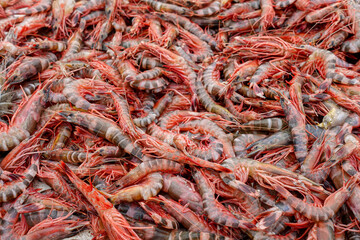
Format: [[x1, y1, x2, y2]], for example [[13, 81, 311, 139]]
[[1, 0, 360, 239]]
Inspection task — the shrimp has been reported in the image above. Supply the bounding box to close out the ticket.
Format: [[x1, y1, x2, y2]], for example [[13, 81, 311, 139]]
[[220, 158, 259, 197], [110, 173, 163, 203], [249, 60, 291, 98], [136, 54, 163, 70], [20, 219, 88, 240], [61, 30, 82, 60], [234, 134, 267, 157], [162, 174, 204, 214], [5, 0, 52, 15], [70, 0, 105, 25], [52, 0, 76, 37], [143, 0, 193, 16], [330, 164, 360, 222], [193, 0, 221, 16], [196, 69, 237, 122], [13, 13, 49, 40], [178, 118, 235, 158], [58, 111, 151, 161], [160, 22, 179, 48], [32, 39, 67, 52], [42, 150, 90, 164], [153, 195, 213, 232], [51, 123, 72, 150], [116, 202, 153, 222], [62, 79, 107, 111], [259, 0, 275, 31], [148, 122, 195, 152], [133, 92, 173, 128], [218, 1, 260, 20], [272, 172, 360, 222], [59, 161, 140, 240], [6, 53, 57, 86], [112, 159, 183, 190], [280, 94, 308, 163], [341, 0, 360, 53], [139, 201, 179, 229], [156, 12, 218, 50], [0, 156, 38, 203], [192, 168, 255, 230], [0, 89, 47, 152], [242, 118, 287, 132], [318, 102, 349, 129]]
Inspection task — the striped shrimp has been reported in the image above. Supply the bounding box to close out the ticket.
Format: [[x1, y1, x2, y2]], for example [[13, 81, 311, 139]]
[[222, 17, 260, 32], [156, 12, 218, 50], [143, 0, 193, 16], [280, 94, 308, 163], [159, 22, 179, 48], [162, 174, 204, 214], [192, 168, 255, 230], [219, 1, 260, 20], [61, 30, 82, 60], [196, 69, 237, 122], [62, 79, 107, 111], [275, 0, 296, 9], [130, 78, 168, 91], [38, 165, 95, 213], [202, 61, 229, 98], [58, 111, 151, 161], [117, 60, 139, 81], [259, 0, 275, 31], [23, 208, 81, 228], [20, 219, 88, 240], [249, 60, 291, 98], [59, 162, 140, 240], [95, 146, 124, 157], [305, 48, 358, 92], [132, 220, 232, 240], [233, 134, 267, 157], [220, 158, 259, 197], [193, 0, 220, 16], [272, 172, 360, 222], [154, 195, 213, 232], [148, 17, 163, 42], [112, 159, 183, 190], [0, 89, 47, 152], [305, 2, 341, 23], [79, 10, 106, 31], [179, 29, 213, 62], [50, 123, 72, 150], [116, 202, 153, 222], [330, 164, 360, 222], [139, 201, 179, 229], [136, 54, 163, 70], [6, 53, 57, 86], [70, 0, 105, 25], [341, 0, 360, 53], [0, 156, 39, 203], [187, 134, 224, 162], [13, 13, 49, 40], [109, 173, 163, 204], [148, 123, 196, 152], [5, 0, 52, 15], [133, 92, 174, 127], [178, 118, 235, 158], [32, 39, 67, 52], [241, 118, 287, 132], [52, 0, 76, 37], [42, 150, 90, 164]]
